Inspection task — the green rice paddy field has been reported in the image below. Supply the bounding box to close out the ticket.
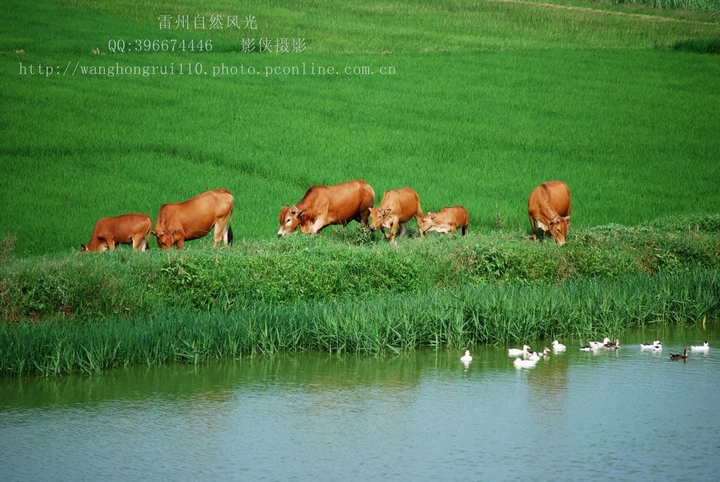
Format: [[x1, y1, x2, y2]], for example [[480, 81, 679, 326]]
[[1, 0, 720, 375], [2, 0, 719, 255]]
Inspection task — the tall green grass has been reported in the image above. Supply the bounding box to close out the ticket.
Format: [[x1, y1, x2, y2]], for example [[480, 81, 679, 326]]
[[2, 0, 719, 255], [1, 269, 717, 376], [2, 215, 719, 322]]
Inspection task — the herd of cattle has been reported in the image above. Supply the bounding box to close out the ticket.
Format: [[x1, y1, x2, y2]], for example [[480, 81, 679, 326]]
[[81, 180, 572, 252]]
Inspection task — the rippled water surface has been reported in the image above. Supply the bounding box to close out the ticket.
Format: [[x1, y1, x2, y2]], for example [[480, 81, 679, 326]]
[[2, 324, 719, 481]]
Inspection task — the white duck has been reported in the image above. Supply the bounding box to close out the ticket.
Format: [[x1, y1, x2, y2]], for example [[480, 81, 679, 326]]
[[508, 344, 531, 357], [551, 340, 566, 352], [514, 358, 537, 369], [641, 340, 662, 350], [460, 350, 473, 362], [527, 352, 541, 362], [588, 338, 611, 350], [527, 347, 550, 361], [690, 341, 709, 352]]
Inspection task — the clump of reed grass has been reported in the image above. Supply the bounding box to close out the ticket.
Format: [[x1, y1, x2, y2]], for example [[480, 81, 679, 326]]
[[1, 268, 718, 377]]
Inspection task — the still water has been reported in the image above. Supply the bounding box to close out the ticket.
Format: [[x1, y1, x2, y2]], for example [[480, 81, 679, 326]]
[[2, 324, 719, 481]]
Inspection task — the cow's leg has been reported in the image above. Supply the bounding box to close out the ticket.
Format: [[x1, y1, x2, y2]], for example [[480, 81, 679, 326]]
[[529, 214, 537, 241], [308, 218, 325, 235], [389, 219, 401, 248], [415, 213, 424, 238], [213, 222, 223, 247], [398, 223, 407, 237], [359, 207, 370, 228], [107, 239, 116, 251], [172, 230, 184, 249], [139, 232, 150, 251]]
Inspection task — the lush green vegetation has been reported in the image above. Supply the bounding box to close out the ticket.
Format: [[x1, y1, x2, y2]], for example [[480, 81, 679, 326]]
[[2, 0, 719, 255], [1, 0, 719, 376], [2, 214, 719, 321], [2, 269, 717, 377], [2, 215, 719, 376]]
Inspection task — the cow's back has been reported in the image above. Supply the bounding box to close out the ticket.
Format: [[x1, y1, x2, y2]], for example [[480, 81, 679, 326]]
[[441, 206, 469, 225], [380, 188, 422, 221], [84, 213, 152, 251], [300, 180, 373, 216], [529, 181, 570, 219], [287, 180, 374, 234], [543, 181, 570, 217], [421, 206, 468, 235], [528, 181, 571, 245], [157, 189, 233, 232]]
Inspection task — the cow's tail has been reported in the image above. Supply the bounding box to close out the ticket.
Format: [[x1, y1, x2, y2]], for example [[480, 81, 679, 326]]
[[224, 204, 234, 246]]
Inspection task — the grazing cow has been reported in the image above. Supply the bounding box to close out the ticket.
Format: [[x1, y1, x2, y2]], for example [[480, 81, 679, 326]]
[[81, 213, 153, 252], [420, 206, 469, 236], [277, 180, 375, 236], [527, 180, 571, 245], [153, 189, 234, 249], [369, 187, 424, 247]]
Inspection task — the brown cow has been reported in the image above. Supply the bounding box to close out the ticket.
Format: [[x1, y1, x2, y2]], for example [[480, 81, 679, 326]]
[[277, 180, 375, 236], [153, 189, 234, 249], [81, 213, 152, 252], [368, 187, 424, 247], [528, 180, 571, 245], [420, 206, 469, 236]]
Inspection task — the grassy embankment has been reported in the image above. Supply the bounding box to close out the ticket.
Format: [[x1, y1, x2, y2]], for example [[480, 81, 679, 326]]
[[2, 214, 719, 376], [1, 0, 719, 376]]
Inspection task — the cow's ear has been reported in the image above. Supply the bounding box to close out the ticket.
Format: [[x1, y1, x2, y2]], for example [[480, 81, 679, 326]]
[[295, 209, 306, 219], [430, 212, 436, 219], [382, 209, 391, 216], [289, 206, 297, 214], [80, 244, 87, 251], [151, 231, 157, 237], [564, 216, 571, 223]]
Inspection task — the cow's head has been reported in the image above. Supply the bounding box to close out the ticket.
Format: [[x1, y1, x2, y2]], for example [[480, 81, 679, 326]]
[[277, 206, 305, 237], [368, 207, 391, 232], [152, 229, 177, 249], [380, 211, 397, 230], [548, 215, 570, 246], [420, 212, 436, 234], [80, 241, 107, 253]]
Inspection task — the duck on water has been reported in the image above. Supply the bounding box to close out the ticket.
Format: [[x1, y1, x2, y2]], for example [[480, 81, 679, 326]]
[[670, 349, 689, 361]]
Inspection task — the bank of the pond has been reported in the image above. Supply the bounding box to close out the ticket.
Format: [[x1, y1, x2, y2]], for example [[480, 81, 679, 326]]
[[1, 216, 719, 377], [2, 214, 719, 322], [1, 269, 718, 377]]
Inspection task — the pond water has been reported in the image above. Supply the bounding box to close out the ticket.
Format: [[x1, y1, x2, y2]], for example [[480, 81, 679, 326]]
[[1, 324, 719, 481]]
